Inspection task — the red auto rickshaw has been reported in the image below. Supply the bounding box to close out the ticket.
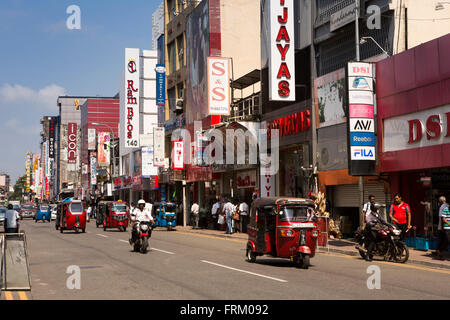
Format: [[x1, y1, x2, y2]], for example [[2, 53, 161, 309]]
[[246, 197, 319, 269], [99, 200, 129, 232], [56, 199, 87, 233]]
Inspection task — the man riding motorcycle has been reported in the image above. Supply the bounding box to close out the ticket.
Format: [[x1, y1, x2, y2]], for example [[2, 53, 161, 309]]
[[364, 203, 390, 261], [129, 199, 155, 246]]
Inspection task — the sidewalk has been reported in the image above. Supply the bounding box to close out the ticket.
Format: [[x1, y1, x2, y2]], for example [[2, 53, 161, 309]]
[[172, 226, 450, 270]]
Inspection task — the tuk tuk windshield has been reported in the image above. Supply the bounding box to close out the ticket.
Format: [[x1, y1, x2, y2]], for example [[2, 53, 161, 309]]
[[112, 204, 128, 213], [279, 205, 315, 222], [70, 203, 83, 213], [165, 204, 177, 213], [40, 206, 49, 211]]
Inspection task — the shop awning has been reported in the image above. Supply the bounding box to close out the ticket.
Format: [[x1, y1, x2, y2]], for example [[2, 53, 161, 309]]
[[231, 69, 261, 90]]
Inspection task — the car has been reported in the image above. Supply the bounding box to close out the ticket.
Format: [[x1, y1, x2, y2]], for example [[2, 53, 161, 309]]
[[12, 204, 21, 215], [20, 204, 36, 219], [0, 207, 6, 225], [49, 204, 57, 221]]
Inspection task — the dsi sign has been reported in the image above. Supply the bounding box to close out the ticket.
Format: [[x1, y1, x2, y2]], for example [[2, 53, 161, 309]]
[[346, 62, 376, 176], [156, 64, 166, 106]]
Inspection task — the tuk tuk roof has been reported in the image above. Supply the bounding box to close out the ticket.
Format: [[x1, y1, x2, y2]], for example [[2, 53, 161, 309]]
[[252, 197, 315, 208]]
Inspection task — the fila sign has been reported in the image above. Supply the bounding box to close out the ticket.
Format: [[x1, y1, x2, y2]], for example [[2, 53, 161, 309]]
[[346, 62, 376, 175], [268, 0, 295, 101]]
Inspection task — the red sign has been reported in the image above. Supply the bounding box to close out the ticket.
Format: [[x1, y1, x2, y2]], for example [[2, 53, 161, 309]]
[[67, 122, 77, 164], [267, 110, 311, 139], [113, 177, 122, 189], [172, 140, 185, 170], [408, 113, 450, 143]]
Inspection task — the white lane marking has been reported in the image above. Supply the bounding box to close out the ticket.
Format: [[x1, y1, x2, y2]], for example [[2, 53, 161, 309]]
[[151, 248, 175, 255], [96, 234, 108, 238], [201, 260, 288, 283], [118, 239, 175, 255]]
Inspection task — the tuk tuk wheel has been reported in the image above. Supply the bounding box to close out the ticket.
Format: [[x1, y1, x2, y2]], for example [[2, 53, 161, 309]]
[[103, 225, 107, 231], [295, 253, 310, 269], [246, 246, 256, 263], [96, 223, 99, 228], [82, 228, 86, 233], [60, 227, 63, 233]]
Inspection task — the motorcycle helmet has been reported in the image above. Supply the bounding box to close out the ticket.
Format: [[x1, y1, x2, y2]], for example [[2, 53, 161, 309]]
[[138, 199, 146, 205]]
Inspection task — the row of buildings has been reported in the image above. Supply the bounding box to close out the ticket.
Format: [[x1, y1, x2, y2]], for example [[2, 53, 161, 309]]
[[29, 0, 450, 239]]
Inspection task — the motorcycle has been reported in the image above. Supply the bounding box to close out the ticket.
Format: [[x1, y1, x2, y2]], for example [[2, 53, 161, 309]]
[[130, 221, 154, 254], [355, 222, 409, 263]]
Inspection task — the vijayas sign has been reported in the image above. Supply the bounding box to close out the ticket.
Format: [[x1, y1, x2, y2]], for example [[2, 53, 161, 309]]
[[269, 0, 295, 101], [125, 48, 140, 148]]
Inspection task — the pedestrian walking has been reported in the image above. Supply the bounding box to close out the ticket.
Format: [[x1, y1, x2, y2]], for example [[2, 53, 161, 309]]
[[389, 193, 412, 241], [4, 204, 20, 234], [223, 197, 234, 234], [86, 204, 92, 223], [436, 196, 450, 260], [211, 198, 221, 230], [233, 200, 240, 233], [362, 194, 376, 228], [191, 201, 199, 229], [239, 200, 249, 233]]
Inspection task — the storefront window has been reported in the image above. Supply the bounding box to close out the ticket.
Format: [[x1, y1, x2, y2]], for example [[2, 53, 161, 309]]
[[279, 145, 309, 197]]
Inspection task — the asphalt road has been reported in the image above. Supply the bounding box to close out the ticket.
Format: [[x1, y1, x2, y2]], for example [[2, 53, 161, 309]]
[[9, 218, 450, 300]]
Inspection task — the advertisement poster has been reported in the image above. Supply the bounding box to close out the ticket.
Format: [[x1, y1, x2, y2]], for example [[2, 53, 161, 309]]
[[90, 153, 97, 186], [153, 127, 165, 167], [88, 128, 96, 150], [97, 132, 111, 166], [49, 118, 56, 158], [172, 140, 185, 170], [142, 147, 158, 177], [156, 64, 166, 106], [314, 68, 347, 128]]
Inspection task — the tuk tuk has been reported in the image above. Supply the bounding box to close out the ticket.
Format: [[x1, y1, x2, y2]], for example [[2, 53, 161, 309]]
[[35, 204, 51, 222], [153, 202, 177, 230], [55, 199, 87, 233], [98, 200, 129, 232], [246, 197, 319, 269]]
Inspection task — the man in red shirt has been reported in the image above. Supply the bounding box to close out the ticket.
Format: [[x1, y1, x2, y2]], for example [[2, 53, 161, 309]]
[[389, 193, 412, 241]]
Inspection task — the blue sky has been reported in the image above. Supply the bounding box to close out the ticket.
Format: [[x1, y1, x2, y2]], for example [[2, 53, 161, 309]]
[[0, 0, 161, 184]]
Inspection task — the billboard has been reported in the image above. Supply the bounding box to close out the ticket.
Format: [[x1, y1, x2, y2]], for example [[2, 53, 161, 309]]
[[207, 57, 231, 115], [268, 0, 295, 101], [124, 48, 140, 148], [172, 140, 185, 170], [346, 62, 376, 176], [67, 122, 77, 164], [185, 0, 210, 124], [88, 128, 96, 150], [90, 152, 97, 186], [97, 132, 111, 166]]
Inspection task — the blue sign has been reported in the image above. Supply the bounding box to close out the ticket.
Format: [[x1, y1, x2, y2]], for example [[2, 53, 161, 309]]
[[350, 132, 375, 147], [156, 64, 165, 106]]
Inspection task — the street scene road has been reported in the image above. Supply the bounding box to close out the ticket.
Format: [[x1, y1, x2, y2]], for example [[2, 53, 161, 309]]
[[6, 219, 449, 300]]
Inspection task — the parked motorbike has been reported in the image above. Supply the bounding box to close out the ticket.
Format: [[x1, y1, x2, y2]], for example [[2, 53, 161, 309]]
[[130, 221, 154, 254], [355, 222, 409, 263]]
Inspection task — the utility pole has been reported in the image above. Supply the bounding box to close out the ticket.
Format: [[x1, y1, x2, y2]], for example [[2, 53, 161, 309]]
[[355, 0, 365, 227]]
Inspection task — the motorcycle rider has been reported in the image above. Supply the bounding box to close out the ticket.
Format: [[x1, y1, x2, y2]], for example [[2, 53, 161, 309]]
[[129, 199, 155, 246], [364, 203, 389, 261]]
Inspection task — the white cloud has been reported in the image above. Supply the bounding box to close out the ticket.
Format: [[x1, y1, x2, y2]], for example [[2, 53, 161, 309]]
[[0, 83, 67, 111]]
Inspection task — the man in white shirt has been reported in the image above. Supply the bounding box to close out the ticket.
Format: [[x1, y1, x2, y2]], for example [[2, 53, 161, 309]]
[[5, 204, 20, 233], [362, 195, 376, 228], [191, 202, 200, 229], [436, 196, 450, 259], [222, 198, 235, 234], [239, 201, 249, 233], [130, 200, 154, 245]]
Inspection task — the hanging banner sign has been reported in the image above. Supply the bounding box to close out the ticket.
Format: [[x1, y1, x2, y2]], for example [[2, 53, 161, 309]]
[[142, 147, 158, 177], [97, 132, 111, 166], [90, 153, 97, 186], [153, 127, 165, 167], [88, 128, 96, 150], [156, 64, 166, 106], [346, 62, 376, 176], [26, 152, 31, 192], [268, 0, 296, 101], [67, 122, 77, 164], [172, 140, 185, 170], [49, 118, 56, 158], [124, 48, 140, 148], [207, 57, 231, 115]]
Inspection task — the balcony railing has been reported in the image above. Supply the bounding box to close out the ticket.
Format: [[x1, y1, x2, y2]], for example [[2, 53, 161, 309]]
[[226, 93, 260, 123]]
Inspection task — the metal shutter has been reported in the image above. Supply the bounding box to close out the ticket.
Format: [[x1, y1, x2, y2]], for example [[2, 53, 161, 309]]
[[332, 182, 388, 208]]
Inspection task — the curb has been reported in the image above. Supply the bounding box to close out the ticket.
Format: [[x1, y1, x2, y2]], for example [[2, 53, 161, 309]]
[[318, 247, 450, 270], [170, 228, 248, 241]]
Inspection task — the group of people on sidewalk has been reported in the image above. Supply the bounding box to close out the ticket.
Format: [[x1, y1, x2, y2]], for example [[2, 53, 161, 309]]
[[362, 193, 450, 260], [190, 194, 255, 235]]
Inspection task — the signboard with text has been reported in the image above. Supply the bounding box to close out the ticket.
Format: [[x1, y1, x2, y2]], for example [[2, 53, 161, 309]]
[[67, 122, 77, 164], [346, 62, 376, 176], [207, 57, 231, 115], [172, 140, 185, 170], [124, 48, 140, 148]]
